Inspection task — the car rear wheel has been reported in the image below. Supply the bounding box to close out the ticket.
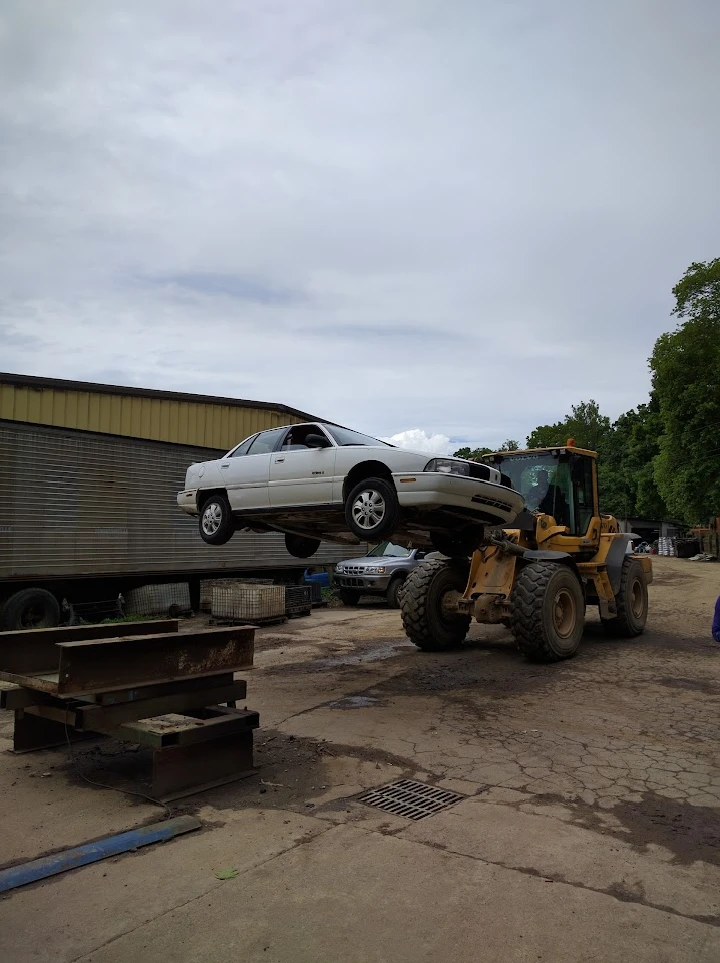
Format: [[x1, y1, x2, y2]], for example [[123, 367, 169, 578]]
[[285, 533, 321, 559], [344, 477, 400, 541], [199, 493, 235, 545]]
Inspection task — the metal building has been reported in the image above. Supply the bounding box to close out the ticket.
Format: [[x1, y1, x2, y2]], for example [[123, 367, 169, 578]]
[[0, 372, 316, 451]]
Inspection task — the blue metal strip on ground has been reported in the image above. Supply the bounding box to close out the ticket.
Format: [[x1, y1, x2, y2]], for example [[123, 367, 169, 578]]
[[0, 815, 201, 894]]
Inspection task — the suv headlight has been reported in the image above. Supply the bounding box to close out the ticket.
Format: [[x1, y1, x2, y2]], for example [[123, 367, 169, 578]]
[[364, 566, 386, 574], [424, 458, 470, 476], [336, 564, 345, 573]]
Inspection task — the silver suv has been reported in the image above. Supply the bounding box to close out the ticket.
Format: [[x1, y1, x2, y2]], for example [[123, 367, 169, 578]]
[[334, 541, 430, 608]]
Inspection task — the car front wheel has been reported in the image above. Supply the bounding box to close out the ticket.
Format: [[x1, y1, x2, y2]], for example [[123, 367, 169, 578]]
[[199, 493, 235, 545], [344, 476, 400, 541]]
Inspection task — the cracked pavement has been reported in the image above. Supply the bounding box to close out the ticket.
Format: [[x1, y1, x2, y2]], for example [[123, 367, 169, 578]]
[[1, 557, 719, 962]]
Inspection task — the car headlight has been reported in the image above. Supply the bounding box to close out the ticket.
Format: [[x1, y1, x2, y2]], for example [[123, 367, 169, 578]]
[[364, 566, 386, 574], [336, 565, 345, 573], [424, 458, 470, 476]]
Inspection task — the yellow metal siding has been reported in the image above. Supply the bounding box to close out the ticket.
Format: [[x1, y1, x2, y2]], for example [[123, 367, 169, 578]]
[[0, 382, 304, 450]]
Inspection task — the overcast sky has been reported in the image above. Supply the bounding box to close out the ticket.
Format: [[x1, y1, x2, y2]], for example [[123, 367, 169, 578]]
[[1, 1, 718, 455]]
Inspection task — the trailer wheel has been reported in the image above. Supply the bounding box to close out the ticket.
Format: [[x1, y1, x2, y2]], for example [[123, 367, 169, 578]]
[[601, 557, 648, 637], [199, 493, 235, 545], [0, 588, 61, 631], [401, 558, 470, 651], [511, 561, 585, 662]]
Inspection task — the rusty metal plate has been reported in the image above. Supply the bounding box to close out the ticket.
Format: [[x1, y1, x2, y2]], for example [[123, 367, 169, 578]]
[[0, 626, 254, 697], [0, 620, 179, 676]]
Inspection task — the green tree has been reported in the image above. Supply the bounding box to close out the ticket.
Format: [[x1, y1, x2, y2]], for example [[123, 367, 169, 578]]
[[526, 400, 612, 453], [599, 400, 667, 519], [453, 446, 492, 460], [453, 439, 519, 459], [650, 259, 720, 523]]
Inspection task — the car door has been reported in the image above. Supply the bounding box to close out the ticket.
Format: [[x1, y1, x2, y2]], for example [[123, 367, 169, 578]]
[[268, 424, 338, 507], [220, 427, 286, 511]]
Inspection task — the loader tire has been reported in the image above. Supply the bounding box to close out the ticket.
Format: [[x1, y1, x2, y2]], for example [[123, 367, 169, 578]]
[[511, 561, 585, 662], [601, 557, 648, 637], [401, 558, 470, 651]]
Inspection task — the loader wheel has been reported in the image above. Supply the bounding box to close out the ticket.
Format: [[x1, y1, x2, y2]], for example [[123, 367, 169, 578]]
[[602, 557, 648, 637], [511, 561, 585, 662], [401, 558, 471, 651]]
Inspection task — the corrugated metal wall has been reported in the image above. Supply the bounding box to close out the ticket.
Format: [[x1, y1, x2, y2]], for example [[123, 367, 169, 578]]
[[0, 378, 307, 451], [0, 421, 363, 581]]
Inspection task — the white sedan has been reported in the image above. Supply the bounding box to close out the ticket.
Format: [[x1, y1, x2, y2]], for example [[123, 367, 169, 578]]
[[177, 421, 524, 558]]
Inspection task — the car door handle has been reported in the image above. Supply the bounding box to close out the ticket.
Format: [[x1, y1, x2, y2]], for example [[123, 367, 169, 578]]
[[275, 457, 285, 463], [220, 463, 230, 469]]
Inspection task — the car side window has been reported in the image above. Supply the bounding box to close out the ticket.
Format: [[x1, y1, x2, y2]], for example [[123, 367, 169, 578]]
[[229, 435, 257, 457], [246, 427, 286, 455], [281, 424, 331, 449]]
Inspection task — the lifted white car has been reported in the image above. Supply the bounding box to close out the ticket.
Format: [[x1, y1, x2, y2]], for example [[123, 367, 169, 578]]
[[177, 421, 524, 558]]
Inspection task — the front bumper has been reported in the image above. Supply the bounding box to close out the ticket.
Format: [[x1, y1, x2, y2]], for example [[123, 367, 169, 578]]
[[392, 471, 524, 524], [177, 490, 199, 516], [335, 572, 393, 592]]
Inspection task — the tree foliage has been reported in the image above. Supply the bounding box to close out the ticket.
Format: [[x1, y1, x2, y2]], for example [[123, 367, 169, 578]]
[[650, 259, 720, 523], [451, 259, 720, 524], [453, 440, 518, 460]]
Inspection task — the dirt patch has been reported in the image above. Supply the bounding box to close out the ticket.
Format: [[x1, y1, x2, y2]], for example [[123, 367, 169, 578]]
[[528, 791, 720, 866], [658, 677, 720, 696]]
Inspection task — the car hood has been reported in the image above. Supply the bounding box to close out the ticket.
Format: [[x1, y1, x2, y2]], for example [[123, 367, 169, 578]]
[[336, 554, 413, 568]]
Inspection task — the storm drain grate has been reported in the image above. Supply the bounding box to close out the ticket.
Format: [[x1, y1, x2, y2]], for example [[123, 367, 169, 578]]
[[358, 779, 465, 820]]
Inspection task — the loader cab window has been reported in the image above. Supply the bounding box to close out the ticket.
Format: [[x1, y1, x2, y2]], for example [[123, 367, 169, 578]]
[[485, 450, 593, 534], [570, 454, 595, 536]]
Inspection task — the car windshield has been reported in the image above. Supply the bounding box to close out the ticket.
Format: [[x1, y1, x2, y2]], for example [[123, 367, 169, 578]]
[[325, 425, 390, 447], [368, 541, 411, 558]]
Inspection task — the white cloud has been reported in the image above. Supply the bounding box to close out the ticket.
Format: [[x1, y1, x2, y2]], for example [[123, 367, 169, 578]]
[[0, 0, 718, 442], [382, 429, 451, 456]]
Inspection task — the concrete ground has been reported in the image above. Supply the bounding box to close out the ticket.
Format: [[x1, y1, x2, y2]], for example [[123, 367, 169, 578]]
[[1, 556, 719, 962]]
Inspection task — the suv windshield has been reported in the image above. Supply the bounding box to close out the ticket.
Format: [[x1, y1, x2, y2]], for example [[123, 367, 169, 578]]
[[325, 425, 390, 447], [368, 541, 411, 558]]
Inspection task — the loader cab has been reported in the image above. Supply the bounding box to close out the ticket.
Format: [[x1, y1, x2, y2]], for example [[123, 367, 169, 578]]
[[483, 444, 598, 538]]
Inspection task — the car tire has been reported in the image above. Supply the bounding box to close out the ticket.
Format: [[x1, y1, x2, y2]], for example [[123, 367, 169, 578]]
[[285, 533, 321, 559], [344, 476, 400, 541], [430, 530, 481, 558], [339, 589, 360, 607], [199, 493, 235, 545], [0, 588, 61, 631], [386, 577, 404, 609]]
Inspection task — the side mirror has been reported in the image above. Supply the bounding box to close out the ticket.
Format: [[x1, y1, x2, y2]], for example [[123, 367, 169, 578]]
[[306, 433, 330, 449]]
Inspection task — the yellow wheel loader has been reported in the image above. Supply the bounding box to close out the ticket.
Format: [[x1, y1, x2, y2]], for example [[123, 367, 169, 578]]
[[400, 441, 652, 661]]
